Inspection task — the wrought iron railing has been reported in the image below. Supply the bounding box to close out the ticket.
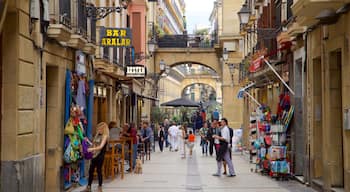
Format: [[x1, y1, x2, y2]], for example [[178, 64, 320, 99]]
[[90, 8, 96, 43], [157, 35, 214, 48], [125, 48, 132, 65], [103, 47, 109, 60], [275, 0, 282, 32], [287, 0, 293, 22], [113, 48, 120, 66], [76, 0, 87, 38], [59, 0, 71, 28]]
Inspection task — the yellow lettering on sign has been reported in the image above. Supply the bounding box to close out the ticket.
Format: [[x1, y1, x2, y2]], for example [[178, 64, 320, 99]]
[[120, 30, 127, 37], [111, 38, 117, 46], [125, 39, 131, 46], [106, 29, 113, 37], [106, 39, 111, 45], [101, 38, 106, 46]]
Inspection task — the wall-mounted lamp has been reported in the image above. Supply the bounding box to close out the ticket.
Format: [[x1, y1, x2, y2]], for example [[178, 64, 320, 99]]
[[222, 48, 229, 62], [86, 0, 130, 20], [315, 8, 339, 25]]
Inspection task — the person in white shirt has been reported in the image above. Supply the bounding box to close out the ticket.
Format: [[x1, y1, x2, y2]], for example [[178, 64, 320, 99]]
[[212, 118, 236, 177], [168, 122, 179, 151]]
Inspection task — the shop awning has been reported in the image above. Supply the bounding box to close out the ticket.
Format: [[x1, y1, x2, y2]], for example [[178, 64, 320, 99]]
[[237, 82, 262, 107], [137, 94, 159, 101], [260, 56, 295, 95], [160, 98, 199, 107]]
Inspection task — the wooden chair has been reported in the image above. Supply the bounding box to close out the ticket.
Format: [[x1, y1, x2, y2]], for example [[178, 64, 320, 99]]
[[123, 137, 134, 172], [109, 139, 125, 179], [137, 142, 145, 163]]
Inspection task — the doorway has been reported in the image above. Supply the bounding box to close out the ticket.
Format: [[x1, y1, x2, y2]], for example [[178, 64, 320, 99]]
[[45, 66, 60, 190], [293, 58, 305, 177], [328, 50, 344, 188], [312, 58, 323, 182]]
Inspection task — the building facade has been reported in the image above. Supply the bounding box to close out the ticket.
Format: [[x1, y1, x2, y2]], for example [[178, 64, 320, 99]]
[[209, 0, 245, 128], [292, 0, 350, 191], [0, 0, 152, 191]]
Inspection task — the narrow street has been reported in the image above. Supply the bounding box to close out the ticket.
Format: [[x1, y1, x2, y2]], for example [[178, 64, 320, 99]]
[[73, 137, 315, 192]]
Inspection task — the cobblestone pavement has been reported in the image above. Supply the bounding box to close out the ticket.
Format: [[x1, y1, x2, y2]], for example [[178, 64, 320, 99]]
[[73, 138, 316, 192]]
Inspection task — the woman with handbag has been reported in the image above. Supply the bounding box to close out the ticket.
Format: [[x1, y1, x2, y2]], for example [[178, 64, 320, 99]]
[[83, 122, 109, 192]]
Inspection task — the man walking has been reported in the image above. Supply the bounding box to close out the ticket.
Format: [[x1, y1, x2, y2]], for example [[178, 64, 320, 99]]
[[168, 121, 178, 151], [163, 119, 170, 148], [207, 121, 216, 156], [212, 118, 236, 177], [199, 122, 209, 156]]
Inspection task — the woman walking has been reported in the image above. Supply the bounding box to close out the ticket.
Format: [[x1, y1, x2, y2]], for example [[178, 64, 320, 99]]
[[178, 125, 186, 158], [83, 122, 109, 192], [158, 125, 165, 152]]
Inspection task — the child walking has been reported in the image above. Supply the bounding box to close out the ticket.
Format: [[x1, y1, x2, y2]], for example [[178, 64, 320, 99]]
[[187, 130, 195, 157]]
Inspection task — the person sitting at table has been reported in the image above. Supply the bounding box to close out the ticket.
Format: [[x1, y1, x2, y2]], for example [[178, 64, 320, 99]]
[[140, 120, 153, 155], [120, 122, 137, 171], [109, 121, 121, 141]]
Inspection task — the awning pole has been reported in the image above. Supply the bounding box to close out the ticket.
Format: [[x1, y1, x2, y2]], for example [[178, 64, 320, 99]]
[[244, 91, 261, 107], [261, 56, 295, 95]]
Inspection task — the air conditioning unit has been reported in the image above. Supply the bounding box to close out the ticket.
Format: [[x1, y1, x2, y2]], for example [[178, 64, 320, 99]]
[[224, 42, 237, 52]]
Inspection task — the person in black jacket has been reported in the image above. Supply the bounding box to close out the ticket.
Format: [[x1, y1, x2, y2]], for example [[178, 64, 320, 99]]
[[207, 121, 216, 156], [158, 125, 165, 152]]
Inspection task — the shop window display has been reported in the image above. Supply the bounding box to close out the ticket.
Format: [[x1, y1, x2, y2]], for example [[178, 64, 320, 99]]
[[63, 70, 94, 190], [250, 91, 294, 180]]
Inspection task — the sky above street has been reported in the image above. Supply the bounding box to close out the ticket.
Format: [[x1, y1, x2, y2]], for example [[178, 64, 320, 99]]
[[185, 0, 215, 33]]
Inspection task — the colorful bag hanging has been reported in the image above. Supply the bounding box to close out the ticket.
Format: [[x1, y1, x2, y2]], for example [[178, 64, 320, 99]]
[[64, 142, 73, 163], [264, 135, 272, 146], [82, 139, 93, 160], [64, 118, 75, 135]]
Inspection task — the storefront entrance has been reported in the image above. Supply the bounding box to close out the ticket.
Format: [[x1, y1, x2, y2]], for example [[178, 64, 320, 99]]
[[328, 50, 344, 188], [45, 66, 60, 190], [312, 57, 323, 182]]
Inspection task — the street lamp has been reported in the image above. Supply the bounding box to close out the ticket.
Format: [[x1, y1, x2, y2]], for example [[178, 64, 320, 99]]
[[148, 40, 156, 54], [86, 0, 130, 20], [237, 2, 251, 25], [222, 48, 229, 61], [160, 59, 166, 71], [228, 64, 235, 74]]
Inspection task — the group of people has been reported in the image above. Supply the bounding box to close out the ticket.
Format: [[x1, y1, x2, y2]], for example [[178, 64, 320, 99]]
[[83, 120, 154, 192], [157, 120, 196, 158], [199, 118, 237, 177]]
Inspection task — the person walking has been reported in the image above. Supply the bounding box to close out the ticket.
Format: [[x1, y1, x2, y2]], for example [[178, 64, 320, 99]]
[[168, 121, 178, 151], [199, 122, 209, 156], [158, 125, 165, 152], [207, 121, 215, 156], [212, 118, 236, 177], [187, 130, 195, 157], [163, 119, 170, 148], [83, 122, 109, 192], [178, 125, 186, 158]]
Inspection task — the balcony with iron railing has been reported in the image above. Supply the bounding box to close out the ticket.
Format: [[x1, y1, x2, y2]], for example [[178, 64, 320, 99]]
[[59, 0, 71, 28], [103, 47, 110, 61], [157, 35, 214, 48], [76, 0, 87, 39]]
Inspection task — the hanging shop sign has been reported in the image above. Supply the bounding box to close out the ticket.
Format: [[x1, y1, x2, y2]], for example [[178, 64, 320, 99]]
[[249, 57, 263, 73], [125, 65, 147, 77], [100, 27, 132, 47]]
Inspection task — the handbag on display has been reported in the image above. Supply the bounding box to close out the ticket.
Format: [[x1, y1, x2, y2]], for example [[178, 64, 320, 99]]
[[64, 118, 75, 135]]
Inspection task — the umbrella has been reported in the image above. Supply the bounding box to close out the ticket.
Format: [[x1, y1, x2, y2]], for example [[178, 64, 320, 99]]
[[160, 97, 199, 107]]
